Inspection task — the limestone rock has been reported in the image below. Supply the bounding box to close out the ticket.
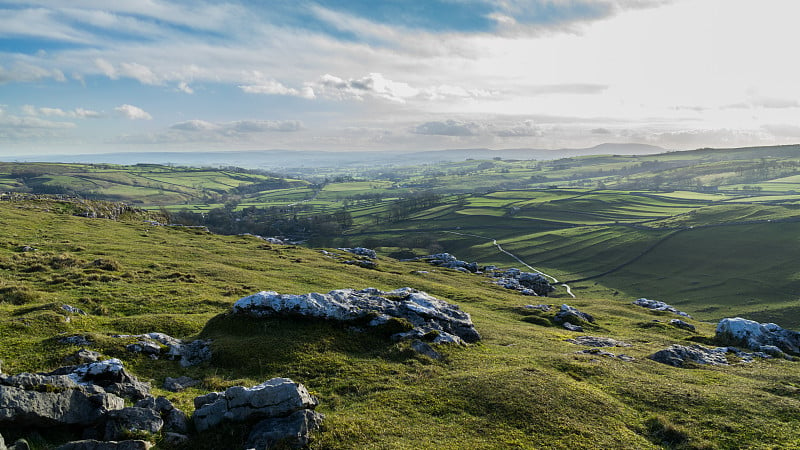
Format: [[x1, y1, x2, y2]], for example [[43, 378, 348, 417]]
[[492, 269, 554, 296], [576, 348, 635, 361], [103, 407, 163, 441], [193, 378, 319, 432], [232, 287, 481, 344], [55, 440, 151, 450], [0, 433, 5, 450], [246, 409, 325, 450], [163, 376, 200, 392], [114, 332, 211, 367], [410, 340, 442, 360], [134, 396, 189, 434], [554, 304, 594, 325], [566, 336, 631, 348], [670, 319, 696, 332], [561, 322, 583, 332], [0, 370, 125, 428], [633, 298, 691, 318], [716, 317, 800, 356], [650, 345, 729, 367], [338, 247, 377, 259]]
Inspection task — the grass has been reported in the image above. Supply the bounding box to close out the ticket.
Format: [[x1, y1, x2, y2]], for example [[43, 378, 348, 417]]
[[1, 197, 800, 449]]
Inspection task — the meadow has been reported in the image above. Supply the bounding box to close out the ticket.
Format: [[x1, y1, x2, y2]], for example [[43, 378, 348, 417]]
[[1, 196, 799, 449]]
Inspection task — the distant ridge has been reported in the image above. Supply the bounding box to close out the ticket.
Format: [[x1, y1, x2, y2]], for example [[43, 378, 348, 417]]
[[1, 143, 670, 169]]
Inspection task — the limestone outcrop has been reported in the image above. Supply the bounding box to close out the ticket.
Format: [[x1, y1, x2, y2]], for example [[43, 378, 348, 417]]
[[716, 317, 800, 356], [232, 287, 481, 344]]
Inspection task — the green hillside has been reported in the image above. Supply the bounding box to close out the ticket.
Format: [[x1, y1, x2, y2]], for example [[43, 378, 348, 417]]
[[1, 197, 800, 448]]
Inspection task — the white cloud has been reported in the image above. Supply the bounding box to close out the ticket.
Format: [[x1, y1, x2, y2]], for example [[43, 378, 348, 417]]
[[21, 105, 104, 119], [412, 120, 481, 136], [177, 81, 194, 94], [239, 80, 314, 99], [0, 63, 66, 84], [493, 120, 544, 137], [117, 62, 161, 85], [114, 104, 152, 120], [170, 120, 219, 131]]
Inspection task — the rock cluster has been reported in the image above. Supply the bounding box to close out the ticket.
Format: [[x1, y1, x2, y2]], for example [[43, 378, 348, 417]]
[[113, 332, 212, 367], [193, 378, 323, 448], [633, 298, 691, 317], [338, 247, 377, 259], [233, 287, 481, 344], [491, 268, 554, 296], [421, 253, 479, 273], [0, 359, 188, 446], [716, 317, 800, 356], [649, 344, 770, 367]]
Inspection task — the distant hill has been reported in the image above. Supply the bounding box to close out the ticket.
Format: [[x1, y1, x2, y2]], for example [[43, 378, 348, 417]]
[[2, 143, 669, 170]]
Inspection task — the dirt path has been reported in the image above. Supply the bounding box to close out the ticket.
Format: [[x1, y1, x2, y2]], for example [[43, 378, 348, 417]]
[[442, 230, 575, 298]]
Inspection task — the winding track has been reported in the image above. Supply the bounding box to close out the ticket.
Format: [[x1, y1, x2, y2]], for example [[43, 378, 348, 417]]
[[442, 230, 575, 298]]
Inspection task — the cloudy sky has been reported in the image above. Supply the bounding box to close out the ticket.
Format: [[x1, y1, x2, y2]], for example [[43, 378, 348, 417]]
[[1, 0, 799, 156]]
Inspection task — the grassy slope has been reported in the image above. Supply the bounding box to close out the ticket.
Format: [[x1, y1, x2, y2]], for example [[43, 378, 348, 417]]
[[1, 199, 800, 449], [344, 189, 800, 329]]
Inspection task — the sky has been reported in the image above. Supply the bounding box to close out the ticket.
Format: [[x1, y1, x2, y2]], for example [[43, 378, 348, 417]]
[[1, 0, 799, 156]]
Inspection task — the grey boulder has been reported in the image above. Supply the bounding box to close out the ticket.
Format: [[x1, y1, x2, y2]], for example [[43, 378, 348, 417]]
[[554, 304, 594, 325], [716, 317, 800, 356], [246, 409, 325, 450], [193, 377, 319, 432]]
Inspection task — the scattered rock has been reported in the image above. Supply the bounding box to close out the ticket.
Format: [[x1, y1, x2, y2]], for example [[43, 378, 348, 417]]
[[58, 335, 92, 346], [716, 317, 800, 356], [233, 287, 481, 344], [633, 298, 691, 318], [66, 349, 102, 364], [113, 332, 211, 367], [422, 253, 480, 273], [670, 319, 696, 332], [649, 344, 770, 368], [576, 348, 635, 361], [61, 304, 88, 315], [134, 396, 189, 434], [19, 246, 35, 253], [491, 269, 554, 296], [338, 247, 377, 259], [650, 345, 729, 367], [524, 304, 551, 312], [193, 378, 320, 433], [562, 322, 583, 332], [410, 340, 442, 360], [566, 336, 631, 347], [103, 407, 163, 441], [163, 376, 200, 392], [246, 409, 324, 450], [55, 440, 151, 450], [344, 260, 377, 269], [554, 304, 594, 325]]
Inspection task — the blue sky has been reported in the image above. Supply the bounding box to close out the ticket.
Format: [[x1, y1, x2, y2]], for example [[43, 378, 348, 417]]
[[1, 0, 799, 155]]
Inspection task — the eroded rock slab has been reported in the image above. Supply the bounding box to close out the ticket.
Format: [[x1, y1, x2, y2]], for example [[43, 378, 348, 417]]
[[232, 287, 480, 344], [193, 378, 319, 433]]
